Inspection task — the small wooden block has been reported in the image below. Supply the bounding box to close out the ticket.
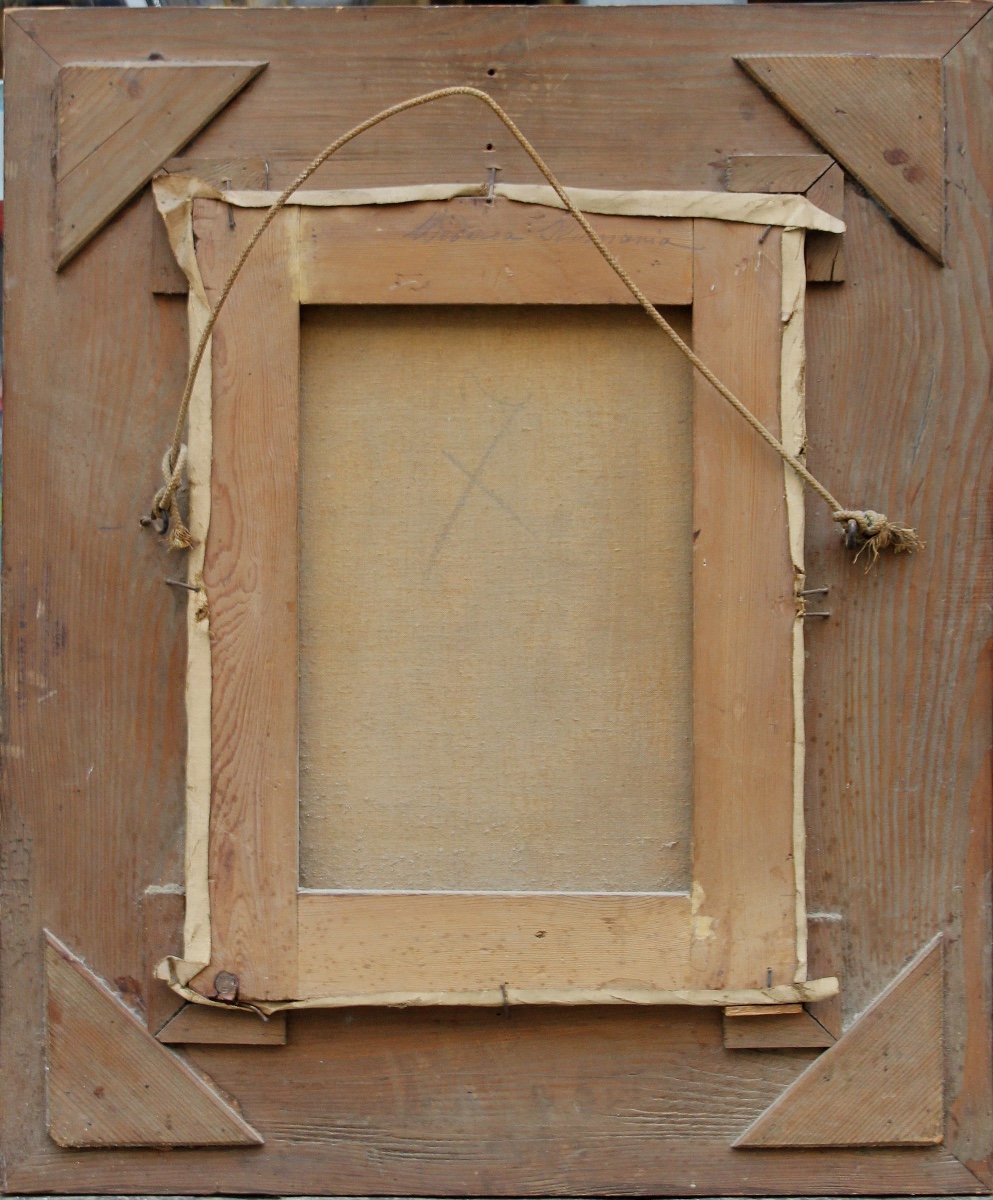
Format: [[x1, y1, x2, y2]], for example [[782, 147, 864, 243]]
[[804, 229, 846, 283], [158, 1003, 287, 1046], [150, 191, 189, 295], [142, 887, 187, 1035], [724, 1009, 835, 1050], [161, 155, 269, 190], [805, 161, 844, 219], [806, 913, 843, 1039], [726, 153, 834, 194], [724, 916, 843, 1048], [805, 163, 845, 282], [726, 1003, 803, 1018]]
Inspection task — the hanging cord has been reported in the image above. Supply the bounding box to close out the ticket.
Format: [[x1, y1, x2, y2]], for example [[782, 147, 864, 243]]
[[143, 85, 922, 561]]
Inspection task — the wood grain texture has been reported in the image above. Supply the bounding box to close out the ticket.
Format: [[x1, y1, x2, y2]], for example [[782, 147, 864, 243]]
[[55, 61, 266, 267], [298, 893, 692, 999], [150, 196, 191, 297], [726, 153, 834, 194], [142, 888, 186, 1035], [20, 1006, 982, 1195], [735, 55, 944, 260], [737, 937, 943, 1147], [45, 933, 262, 1147], [724, 1009, 835, 1050], [690, 222, 798, 992], [162, 155, 270, 189], [805, 162, 844, 220], [194, 202, 300, 1002], [806, 913, 844, 1040], [22, 5, 978, 196], [4, 5, 992, 1192], [802, 10, 993, 1184], [157, 1004, 287, 1046], [1, 13, 197, 1188], [298, 202, 692, 305], [725, 1003, 804, 1017], [804, 163, 846, 283]]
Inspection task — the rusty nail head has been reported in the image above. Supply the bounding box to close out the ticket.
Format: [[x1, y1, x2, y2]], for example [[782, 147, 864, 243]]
[[214, 970, 239, 1002]]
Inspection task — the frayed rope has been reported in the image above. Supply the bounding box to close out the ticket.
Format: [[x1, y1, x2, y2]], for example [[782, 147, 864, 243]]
[[833, 509, 924, 564]]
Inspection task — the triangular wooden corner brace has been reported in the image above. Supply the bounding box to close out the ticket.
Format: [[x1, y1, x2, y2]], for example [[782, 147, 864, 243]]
[[734, 55, 944, 262], [44, 930, 263, 1148], [735, 934, 943, 1148], [55, 60, 267, 269]]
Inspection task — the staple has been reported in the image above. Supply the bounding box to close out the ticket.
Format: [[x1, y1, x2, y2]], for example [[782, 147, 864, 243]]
[[485, 165, 501, 203], [800, 586, 830, 596], [165, 577, 199, 593], [803, 611, 831, 619], [223, 180, 235, 230]]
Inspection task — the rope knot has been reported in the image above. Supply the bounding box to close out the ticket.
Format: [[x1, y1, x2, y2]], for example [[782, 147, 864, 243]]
[[140, 444, 194, 551], [833, 509, 923, 563]]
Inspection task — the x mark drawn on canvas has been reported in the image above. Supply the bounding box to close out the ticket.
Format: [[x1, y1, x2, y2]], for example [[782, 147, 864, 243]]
[[426, 396, 533, 576]]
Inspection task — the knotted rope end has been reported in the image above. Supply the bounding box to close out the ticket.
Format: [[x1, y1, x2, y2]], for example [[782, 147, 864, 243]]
[[167, 522, 195, 552], [142, 444, 195, 552], [834, 509, 924, 564]]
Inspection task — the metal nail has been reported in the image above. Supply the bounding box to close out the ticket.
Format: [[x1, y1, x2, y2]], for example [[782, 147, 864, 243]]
[[485, 165, 500, 203]]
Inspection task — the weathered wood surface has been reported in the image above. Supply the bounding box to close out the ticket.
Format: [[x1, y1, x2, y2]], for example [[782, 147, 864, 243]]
[[298, 203, 693, 305], [157, 1004, 287, 1047], [297, 894, 694, 998], [738, 938, 943, 1146], [736, 55, 944, 260], [45, 933, 262, 1148], [142, 889, 187, 1035], [725, 153, 833, 194], [192, 203, 300, 1003], [804, 163, 845, 283], [723, 1009, 835, 1051], [802, 14, 993, 1184], [805, 913, 844, 1041], [3, 5, 992, 1193], [690, 222, 797, 992], [55, 60, 265, 267]]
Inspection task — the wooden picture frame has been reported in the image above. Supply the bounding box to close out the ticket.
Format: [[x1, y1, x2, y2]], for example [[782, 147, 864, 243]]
[[7, 6, 991, 1189], [158, 184, 837, 1011]]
